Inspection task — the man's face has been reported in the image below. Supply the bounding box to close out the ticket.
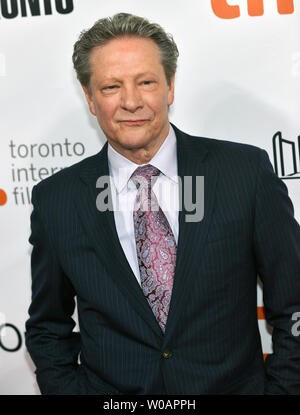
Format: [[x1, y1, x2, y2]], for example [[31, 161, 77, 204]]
[[82, 36, 175, 158]]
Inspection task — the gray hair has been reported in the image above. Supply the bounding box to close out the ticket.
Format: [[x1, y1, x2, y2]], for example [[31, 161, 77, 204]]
[[72, 13, 179, 93]]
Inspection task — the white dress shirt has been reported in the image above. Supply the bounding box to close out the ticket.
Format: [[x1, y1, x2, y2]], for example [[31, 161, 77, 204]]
[[107, 123, 179, 285]]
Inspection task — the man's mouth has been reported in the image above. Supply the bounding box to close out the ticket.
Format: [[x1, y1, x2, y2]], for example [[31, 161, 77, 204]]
[[120, 120, 148, 126]]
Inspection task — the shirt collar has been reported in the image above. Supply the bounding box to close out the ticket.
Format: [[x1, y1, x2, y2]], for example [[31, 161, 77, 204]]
[[107, 123, 178, 194]]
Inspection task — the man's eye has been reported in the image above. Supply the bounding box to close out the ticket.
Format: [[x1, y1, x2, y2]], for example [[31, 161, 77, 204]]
[[142, 81, 153, 85], [102, 85, 120, 92]]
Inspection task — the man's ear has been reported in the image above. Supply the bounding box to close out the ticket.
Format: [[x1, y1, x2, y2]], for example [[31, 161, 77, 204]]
[[82, 84, 96, 116], [167, 74, 175, 107]]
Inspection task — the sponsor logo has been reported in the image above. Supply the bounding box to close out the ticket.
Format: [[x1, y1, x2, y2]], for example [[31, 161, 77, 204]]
[[0, 316, 22, 352], [0, 139, 86, 207], [0, 0, 74, 19], [211, 0, 295, 19], [273, 131, 300, 179]]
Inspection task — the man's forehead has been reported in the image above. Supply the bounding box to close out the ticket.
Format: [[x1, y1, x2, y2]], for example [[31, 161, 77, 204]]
[[88, 37, 164, 79], [89, 36, 161, 60]]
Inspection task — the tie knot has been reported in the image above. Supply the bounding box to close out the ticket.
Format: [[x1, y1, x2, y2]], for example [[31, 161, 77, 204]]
[[131, 164, 160, 189]]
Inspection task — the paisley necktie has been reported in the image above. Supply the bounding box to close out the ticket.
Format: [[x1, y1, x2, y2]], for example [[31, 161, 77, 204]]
[[131, 164, 177, 332]]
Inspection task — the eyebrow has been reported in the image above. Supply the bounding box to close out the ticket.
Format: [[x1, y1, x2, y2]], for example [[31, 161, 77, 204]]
[[99, 72, 158, 84], [136, 72, 157, 78]]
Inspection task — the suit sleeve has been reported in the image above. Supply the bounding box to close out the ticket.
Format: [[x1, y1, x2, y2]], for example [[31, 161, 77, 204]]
[[253, 149, 300, 394], [25, 184, 84, 395]]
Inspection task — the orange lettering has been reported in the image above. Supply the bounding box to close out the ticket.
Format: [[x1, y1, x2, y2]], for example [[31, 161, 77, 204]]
[[211, 0, 240, 19], [277, 0, 294, 14], [247, 0, 264, 16], [212, 0, 294, 18]]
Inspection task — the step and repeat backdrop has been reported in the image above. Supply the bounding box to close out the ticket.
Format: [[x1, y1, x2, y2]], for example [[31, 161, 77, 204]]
[[0, 0, 299, 395]]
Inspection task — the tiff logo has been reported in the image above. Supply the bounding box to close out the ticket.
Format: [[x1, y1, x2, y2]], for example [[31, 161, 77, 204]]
[[211, 0, 295, 19], [273, 131, 300, 179]]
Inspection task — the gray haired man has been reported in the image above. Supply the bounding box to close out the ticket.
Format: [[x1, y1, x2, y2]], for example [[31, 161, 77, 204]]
[[25, 13, 300, 395]]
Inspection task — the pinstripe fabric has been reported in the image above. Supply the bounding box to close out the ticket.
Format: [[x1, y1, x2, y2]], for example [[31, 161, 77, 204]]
[[25, 124, 300, 395]]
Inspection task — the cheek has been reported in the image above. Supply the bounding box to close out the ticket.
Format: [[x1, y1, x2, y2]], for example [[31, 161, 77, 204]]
[[147, 93, 169, 114], [95, 101, 117, 125]]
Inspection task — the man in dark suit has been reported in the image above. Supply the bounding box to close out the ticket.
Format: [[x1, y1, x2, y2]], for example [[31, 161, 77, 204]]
[[25, 13, 300, 395]]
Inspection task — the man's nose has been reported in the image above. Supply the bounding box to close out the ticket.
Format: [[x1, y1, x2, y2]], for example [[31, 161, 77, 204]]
[[120, 85, 143, 112]]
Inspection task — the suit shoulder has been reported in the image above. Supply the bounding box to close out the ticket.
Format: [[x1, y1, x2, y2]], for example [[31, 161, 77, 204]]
[[173, 124, 269, 182], [189, 132, 263, 158], [173, 124, 264, 159], [183, 131, 266, 171], [31, 150, 102, 201]]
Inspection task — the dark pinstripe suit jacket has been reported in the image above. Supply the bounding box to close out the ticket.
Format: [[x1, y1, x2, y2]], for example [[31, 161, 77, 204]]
[[25, 124, 300, 395]]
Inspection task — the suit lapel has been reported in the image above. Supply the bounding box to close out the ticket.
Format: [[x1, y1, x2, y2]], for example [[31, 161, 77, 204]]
[[162, 124, 219, 345]]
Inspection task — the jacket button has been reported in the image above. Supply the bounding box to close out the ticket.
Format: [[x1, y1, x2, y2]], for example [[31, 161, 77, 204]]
[[162, 348, 172, 358]]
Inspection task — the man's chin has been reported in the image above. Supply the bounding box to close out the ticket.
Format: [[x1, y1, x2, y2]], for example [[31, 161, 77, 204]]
[[118, 137, 151, 151], [116, 127, 152, 149]]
